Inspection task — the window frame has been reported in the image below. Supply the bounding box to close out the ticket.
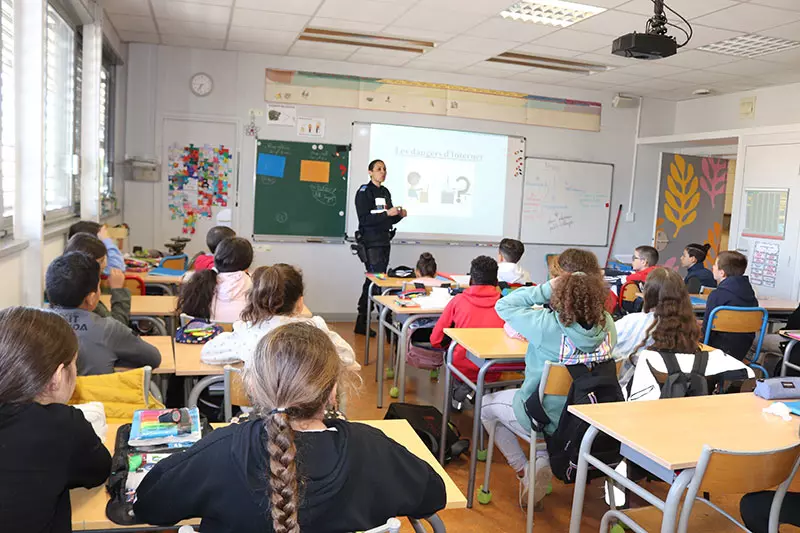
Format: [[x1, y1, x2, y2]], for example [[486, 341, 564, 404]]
[[100, 54, 115, 216], [0, 0, 14, 237]]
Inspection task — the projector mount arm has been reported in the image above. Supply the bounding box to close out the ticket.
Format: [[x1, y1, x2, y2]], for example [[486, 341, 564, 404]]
[[648, 0, 668, 36]]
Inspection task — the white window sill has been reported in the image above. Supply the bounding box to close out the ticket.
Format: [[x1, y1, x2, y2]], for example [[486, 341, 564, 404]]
[[44, 217, 79, 239], [0, 238, 29, 260]]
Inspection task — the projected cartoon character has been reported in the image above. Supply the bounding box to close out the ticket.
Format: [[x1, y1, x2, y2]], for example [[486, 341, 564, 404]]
[[406, 171, 429, 203]]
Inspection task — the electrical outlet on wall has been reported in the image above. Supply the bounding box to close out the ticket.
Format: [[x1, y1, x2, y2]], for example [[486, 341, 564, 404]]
[[625, 212, 635, 222]]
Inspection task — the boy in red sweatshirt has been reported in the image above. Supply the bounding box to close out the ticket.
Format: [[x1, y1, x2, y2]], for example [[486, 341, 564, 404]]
[[626, 245, 659, 284], [431, 256, 504, 408]]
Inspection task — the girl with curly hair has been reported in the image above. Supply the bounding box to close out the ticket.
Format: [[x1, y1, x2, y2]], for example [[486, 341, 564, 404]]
[[484, 266, 617, 509]]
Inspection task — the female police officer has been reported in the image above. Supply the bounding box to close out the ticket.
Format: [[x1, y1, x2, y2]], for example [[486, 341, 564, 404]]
[[354, 159, 406, 335]]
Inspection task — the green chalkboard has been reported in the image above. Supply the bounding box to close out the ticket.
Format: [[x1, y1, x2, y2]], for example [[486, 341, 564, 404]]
[[253, 139, 349, 238]]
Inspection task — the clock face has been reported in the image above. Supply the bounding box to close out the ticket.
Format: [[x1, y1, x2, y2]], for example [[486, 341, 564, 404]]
[[190, 73, 213, 97]]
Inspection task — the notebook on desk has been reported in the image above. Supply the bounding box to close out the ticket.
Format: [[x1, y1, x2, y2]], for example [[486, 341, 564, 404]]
[[784, 401, 800, 416], [148, 267, 186, 277], [690, 296, 706, 306]]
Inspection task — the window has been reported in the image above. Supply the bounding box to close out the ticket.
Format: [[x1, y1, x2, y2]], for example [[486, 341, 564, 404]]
[[44, 4, 78, 219], [0, 0, 14, 232], [100, 60, 115, 214]]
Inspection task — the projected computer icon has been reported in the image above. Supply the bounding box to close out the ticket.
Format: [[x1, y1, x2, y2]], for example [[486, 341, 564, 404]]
[[441, 176, 471, 204]]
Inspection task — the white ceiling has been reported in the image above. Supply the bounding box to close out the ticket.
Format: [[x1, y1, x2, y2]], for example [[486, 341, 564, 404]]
[[100, 0, 800, 101]]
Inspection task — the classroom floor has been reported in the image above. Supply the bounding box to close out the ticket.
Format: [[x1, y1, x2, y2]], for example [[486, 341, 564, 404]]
[[328, 322, 748, 533]]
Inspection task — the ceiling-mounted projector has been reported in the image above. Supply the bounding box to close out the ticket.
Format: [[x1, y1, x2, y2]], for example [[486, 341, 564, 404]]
[[612, 0, 689, 60]]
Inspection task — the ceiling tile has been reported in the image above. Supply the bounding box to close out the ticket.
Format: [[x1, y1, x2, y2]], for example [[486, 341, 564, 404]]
[[469, 17, 558, 42], [107, 13, 156, 33], [524, 69, 586, 82], [558, 78, 616, 91], [708, 58, 790, 76], [438, 36, 519, 55], [381, 26, 456, 42], [230, 9, 310, 30], [748, 0, 800, 12], [151, 0, 230, 24], [762, 20, 800, 41], [627, 77, 693, 91], [415, 0, 524, 14], [668, 69, 739, 84], [575, 0, 629, 7], [311, 17, 389, 33], [417, 48, 490, 67], [758, 70, 800, 84], [100, 0, 151, 16], [569, 10, 651, 37], [457, 64, 521, 78], [288, 41, 358, 60], [659, 49, 740, 69], [393, 7, 487, 33], [575, 51, 640, 67], [760, 46, 800, 64], [227, 26, 298, 44], [693, 3, 800, 33], [531, 29, 615, 52], [480, 61, 536, 72], [616, 0, 737, 20], [316, 0, 411, 25], [161, 35, 226, 49], [512, 43, 584, 58], [117, 30, 161, 44], [619, 62, 689, 78], [404, 58, 465, 72], [234, 0, 323, 15], [586, 70, 646, 85], [706, 80, 761, 93], [348, 48, 417, 66], [170, 0, 232, 5], [680, 24, 745, 50], [227, 40, 293, 54], [157, 19, 228, 39]]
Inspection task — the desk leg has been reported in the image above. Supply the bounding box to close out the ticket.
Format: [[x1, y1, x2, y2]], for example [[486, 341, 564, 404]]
[[439, 343, 457, 466], [782, 339, 799, 377], [376, 305, 390, 409], [466, 361, 494, 508], [661, 469, 694, 533], [569, 425, 600, 533], [364, 280, 376, 367], [397, 317, 414, 404]]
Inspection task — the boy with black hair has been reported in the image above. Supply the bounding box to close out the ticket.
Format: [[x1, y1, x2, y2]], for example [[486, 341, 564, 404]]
[[46, 252, 160, 376], [64, 232, 131, 326], [704, 250, 759, 361], [431, 256, 505, 408], [497, 238, 531, 284], [626, 245, 659, 284], [68, 220, 125, 273], [194, 226, 236, 271]]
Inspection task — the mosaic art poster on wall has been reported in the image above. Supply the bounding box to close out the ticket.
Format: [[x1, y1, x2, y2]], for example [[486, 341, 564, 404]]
[[167, 143, 232, 234]]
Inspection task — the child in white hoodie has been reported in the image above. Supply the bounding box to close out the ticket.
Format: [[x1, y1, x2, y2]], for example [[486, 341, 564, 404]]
[[201, 263, 359, 371], [497, 238, 531, 285], [178, 237, 253, 323]]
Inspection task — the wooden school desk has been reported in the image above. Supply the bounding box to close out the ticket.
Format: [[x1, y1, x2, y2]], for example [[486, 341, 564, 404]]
[[140, 272, 185, 295], [141, 336, 175, 375], [692, 296, 798, 316], [567, 393, 800, 533], [70, 419, 466, 531], [363, 273, 409, 367], [780, 329, 800, 376], [373, 295, 447, 408], [99, 295, 179, 317], [439, 328, 527, 508]]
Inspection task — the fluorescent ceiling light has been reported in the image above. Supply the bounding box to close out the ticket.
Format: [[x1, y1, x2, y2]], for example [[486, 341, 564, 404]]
[[500, 0, 606, 28], [490, 51, 609, 74], [698, 34, 800, 59], [299, 28, 435, 54]]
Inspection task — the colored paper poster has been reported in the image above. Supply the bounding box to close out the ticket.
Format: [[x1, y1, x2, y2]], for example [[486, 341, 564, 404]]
[[167, 142, 233, 234], [266, 104, 297, 127], [257, 153, 286, 178], [750, 240, 779, 288], [299, 160, 330, 183], [297, 117, 325, 138]]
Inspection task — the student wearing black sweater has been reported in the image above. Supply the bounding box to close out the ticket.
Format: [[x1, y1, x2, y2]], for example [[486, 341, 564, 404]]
[[134, 322, 446, 533], [0, 307, 111, 533]]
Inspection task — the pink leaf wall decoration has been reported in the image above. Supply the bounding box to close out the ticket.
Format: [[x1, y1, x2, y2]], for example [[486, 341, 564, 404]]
[[664, 257, 680, 271], [699, 157, 728, 209]]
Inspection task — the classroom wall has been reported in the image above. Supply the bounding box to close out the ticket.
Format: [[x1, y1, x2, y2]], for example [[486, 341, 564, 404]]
[[674, 82, 800, 134], [0, 254, 23, 308], [124, 44, 673, 316]]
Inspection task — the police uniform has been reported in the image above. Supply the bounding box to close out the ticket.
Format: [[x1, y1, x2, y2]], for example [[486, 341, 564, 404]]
[[355, 181, 403, 330]]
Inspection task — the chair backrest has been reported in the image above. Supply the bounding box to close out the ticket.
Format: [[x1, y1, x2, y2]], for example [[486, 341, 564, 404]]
[[699, 286, 715, 295], [538, 360, 623, 402], [124, 275, 146, 296], [703, 306, 769, 357], [545, 254, 559, 279], [620, 281, 640, 302], [216, 322, 234, 332], [160, 254, 188, 271], [223, 365, 250, 422]]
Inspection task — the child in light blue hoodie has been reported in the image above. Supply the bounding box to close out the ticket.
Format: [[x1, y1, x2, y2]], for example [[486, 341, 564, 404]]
[[483, 271, 617, 508]]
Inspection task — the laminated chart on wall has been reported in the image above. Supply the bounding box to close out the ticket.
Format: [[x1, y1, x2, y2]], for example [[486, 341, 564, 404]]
[[253, 139, 348, 239], [751, 240, 780, 288], [742, 188, 788, 240], [167, 143, 232, 234]]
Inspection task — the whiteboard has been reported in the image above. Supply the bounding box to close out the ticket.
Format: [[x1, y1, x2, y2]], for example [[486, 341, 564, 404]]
[[520, 158, 613, 246]]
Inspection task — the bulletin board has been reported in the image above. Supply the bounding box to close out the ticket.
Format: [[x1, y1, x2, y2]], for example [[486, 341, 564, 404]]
[[253, 139, 349, 239]]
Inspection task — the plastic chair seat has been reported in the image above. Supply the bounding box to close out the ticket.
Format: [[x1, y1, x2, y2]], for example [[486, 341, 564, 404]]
[[615, 501, 743, 533]]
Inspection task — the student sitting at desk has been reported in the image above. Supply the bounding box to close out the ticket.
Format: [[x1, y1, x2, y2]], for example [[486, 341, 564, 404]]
[[626, 245, 659, 285], [179, 237, 253, 323], [497, 238, 531, 285], [550, 248, 618, 315], [69, 220, 125, 274], [64, 232, 131, 326], [200, 263, 358, 372], [704, 251, 759, 361], [46, 252, 161, 376], [0, 306, 111, 533], [487, 270, 616, 508], [680, 242, 716, 294], [194, 225, 236, 271], [134, 323, 446, 533], [411, 252, 443, 287]]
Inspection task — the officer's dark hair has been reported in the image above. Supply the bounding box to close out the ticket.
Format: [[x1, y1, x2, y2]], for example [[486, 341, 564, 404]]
[[368, 159, 385, 171]]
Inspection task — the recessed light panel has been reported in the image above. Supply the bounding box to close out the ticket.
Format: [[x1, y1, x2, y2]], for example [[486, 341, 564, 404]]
[[698, 34, 800, 59], [500, 0, 606, 28]]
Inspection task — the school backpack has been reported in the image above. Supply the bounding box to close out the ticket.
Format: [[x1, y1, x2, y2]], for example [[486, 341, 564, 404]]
[[405, 317, 445, 371], [524, 359, 624, 484], [387, 265, 415, 278], [648, 351, 709, 399], [384, 402, 469, 464]]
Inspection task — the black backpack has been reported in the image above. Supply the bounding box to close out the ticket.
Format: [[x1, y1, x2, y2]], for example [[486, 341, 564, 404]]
[[524, 359, 624, 484], [648, 351, 709, 399], [384, 402, 469, 464]]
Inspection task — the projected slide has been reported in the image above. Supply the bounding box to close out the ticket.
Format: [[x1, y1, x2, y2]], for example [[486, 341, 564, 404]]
[[367, 124, 510, 239]]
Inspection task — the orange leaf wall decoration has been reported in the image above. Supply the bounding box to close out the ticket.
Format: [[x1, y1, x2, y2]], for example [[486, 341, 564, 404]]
[[664, 154, 700, 238], [704, 222, 722, 269]]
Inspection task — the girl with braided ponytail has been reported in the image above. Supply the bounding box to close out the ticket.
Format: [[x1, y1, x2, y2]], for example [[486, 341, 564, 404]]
[[135, 322, 446, 532], [201, 264, 359, 372]]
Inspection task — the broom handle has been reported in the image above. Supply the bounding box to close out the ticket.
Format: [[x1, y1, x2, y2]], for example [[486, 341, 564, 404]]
[[605, 204, 623, 268]]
